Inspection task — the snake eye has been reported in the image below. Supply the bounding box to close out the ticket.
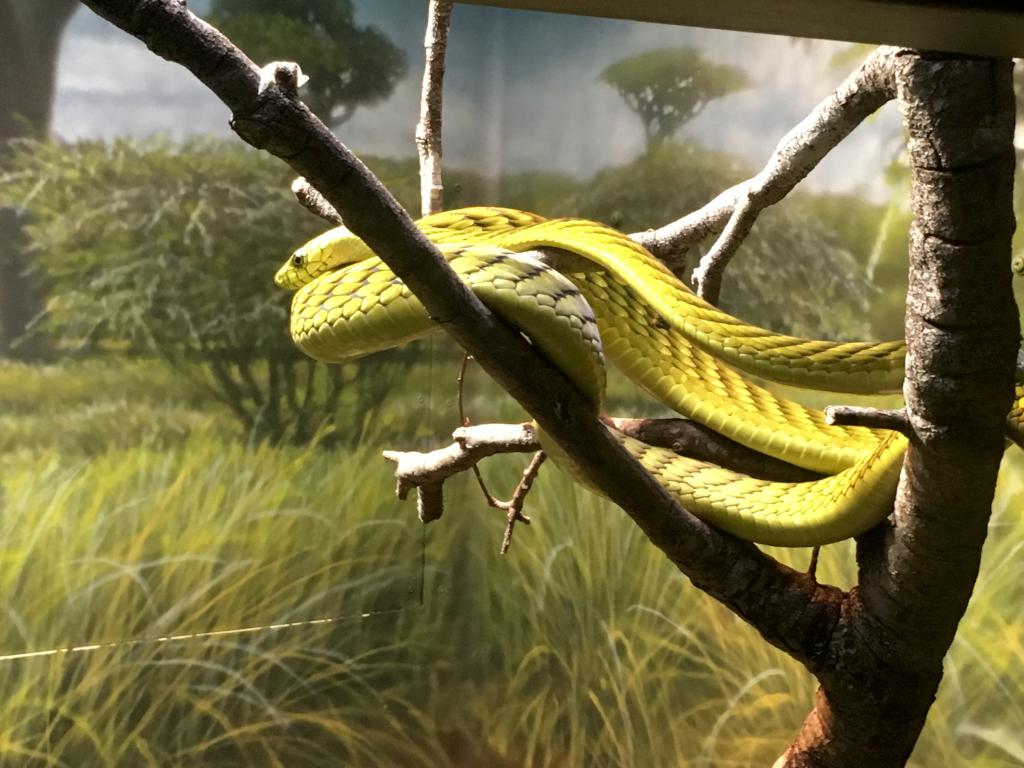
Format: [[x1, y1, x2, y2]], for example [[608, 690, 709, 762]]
[[291, 253, 303, 268]]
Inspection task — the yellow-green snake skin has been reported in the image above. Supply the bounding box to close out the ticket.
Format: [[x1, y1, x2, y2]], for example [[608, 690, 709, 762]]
[[275, 207, 1024, 547]]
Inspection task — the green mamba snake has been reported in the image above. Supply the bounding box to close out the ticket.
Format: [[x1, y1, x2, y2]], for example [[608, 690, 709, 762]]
[[275, 207, 1024, 547]]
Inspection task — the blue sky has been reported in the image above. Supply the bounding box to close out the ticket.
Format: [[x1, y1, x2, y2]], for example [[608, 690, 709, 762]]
[[53, 0, 903, 201]]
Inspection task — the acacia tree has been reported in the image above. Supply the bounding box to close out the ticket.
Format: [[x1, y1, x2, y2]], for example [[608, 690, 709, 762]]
[[600, 47, 749, 148], [71, 2, 1021, 766]]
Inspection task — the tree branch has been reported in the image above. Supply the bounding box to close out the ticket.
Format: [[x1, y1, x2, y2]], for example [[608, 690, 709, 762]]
[[631, 46, 899, 301], [383, 424, 544, 551], [498, 451, 544, 554], [415, 0, 453, 216], [78, 0, 844, 671]]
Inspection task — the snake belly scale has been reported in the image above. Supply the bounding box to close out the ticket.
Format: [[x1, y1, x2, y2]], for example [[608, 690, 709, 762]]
[[276, 207, 1023, 547]]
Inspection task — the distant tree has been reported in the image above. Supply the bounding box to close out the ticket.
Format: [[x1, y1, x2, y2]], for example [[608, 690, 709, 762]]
[[209, 0, 407, 125], [600, 47, 748, 148], [0, 0, 79, 358]]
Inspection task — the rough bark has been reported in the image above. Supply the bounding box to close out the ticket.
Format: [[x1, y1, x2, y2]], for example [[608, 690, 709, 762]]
[[779, 52, 1019, 768], [0, 0, 78, 358]]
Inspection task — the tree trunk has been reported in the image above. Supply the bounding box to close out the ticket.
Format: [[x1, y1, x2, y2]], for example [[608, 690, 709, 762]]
[[779, 51, 1019, 767], [0, 0, 78, 358]]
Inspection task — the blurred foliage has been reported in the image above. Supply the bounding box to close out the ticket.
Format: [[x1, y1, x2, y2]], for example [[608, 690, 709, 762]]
[[0, 138, 429, 444], [600, 48, 749, 148], [0, 138, 318, 355], [208, 0, 407, 125], [827, 42, 876, 72]]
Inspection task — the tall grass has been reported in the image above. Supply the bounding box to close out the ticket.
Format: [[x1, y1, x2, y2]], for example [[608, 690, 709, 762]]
[[429, 450, 1024, 767], [0, 434, 422, 652], [0, 436, 441, 766], [0, 356, 1022, 766]]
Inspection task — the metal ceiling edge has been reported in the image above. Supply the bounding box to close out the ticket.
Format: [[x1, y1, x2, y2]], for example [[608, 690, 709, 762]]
[[452, 0, 1024, 59]]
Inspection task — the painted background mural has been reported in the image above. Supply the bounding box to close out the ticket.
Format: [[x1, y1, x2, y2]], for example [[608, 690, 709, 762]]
[[0, 1, 1022, 765]]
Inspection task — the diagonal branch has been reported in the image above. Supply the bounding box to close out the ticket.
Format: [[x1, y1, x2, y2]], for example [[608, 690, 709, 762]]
[[631, 46, 899, 302], [498, 450, 545, 554], [79, 0, 845, 672]]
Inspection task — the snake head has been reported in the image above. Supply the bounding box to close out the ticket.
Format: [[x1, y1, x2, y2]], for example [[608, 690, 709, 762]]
[[275, 225, 378, 291]]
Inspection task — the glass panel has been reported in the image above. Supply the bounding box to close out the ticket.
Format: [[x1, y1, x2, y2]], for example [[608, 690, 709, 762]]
[[0, 0, 1019, 765]]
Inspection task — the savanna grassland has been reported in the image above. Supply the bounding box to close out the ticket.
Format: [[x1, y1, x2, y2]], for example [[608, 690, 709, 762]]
[[0, 349, 1022, 768]]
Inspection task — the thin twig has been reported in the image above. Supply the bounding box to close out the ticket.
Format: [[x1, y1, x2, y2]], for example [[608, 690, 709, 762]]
[[500, 451, 545, 554], [457, 352, 499, 503], [825, 405, 913, 436], [415, 0, 453, 216], [690, 190, 757, 303], [291, 176, 343, 225], [807, 546, 821, 581], [453, 353, 544, 551], [457, 352, 472, 426], [630, 46, 900, 298]]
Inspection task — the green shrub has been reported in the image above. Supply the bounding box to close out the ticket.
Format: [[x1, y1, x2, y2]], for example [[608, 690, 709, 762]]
[[0, 138, 428, 443]]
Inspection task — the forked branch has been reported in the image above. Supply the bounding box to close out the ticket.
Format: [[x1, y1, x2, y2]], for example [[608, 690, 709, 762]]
[[383, 423, 544, 550], [632, 46, 900, 302], [383, 422, 540, 496]]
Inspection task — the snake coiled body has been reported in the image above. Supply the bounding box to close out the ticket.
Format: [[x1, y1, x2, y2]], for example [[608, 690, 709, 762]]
[[276, 207, 1024, 546]]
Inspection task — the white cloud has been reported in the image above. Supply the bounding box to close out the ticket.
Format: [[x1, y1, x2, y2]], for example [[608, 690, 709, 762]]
[[53, 33, 230, 140]]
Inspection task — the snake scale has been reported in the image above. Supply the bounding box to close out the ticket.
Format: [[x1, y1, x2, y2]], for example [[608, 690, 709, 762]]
[[276, 207, 1024, 547]]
